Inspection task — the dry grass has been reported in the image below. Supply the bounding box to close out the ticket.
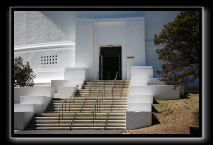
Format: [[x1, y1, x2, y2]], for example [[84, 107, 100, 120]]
[[125, 93, 199, 134]]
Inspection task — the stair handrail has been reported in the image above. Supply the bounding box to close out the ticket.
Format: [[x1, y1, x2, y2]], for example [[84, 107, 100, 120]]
[[120, 80, 124, 97], [92, 71, 112, 127], [57, 85, 78, 126], [92, 87, 104, 126], [69, 112, 77, 130], [104, 72, 118, 129], [111, 71, 118, 98]]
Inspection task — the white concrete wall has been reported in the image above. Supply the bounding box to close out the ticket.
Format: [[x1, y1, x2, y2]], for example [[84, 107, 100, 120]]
[[127, 103, 152, 112], [14, 43, 75, 84], [64, 67, 85, 83], [14, 104, 34, 112], [20, 96, 51, 112], [128, 95, 153, 104], [51, 80, 81, 91], [75, 17, 145, 80], [126, 19, 146, 79], [51, 80, 80, 98], [129, 85, 180, 100], [14, 11, 74, 46], [126, 111, 152, 129], [57, 87, 75, 99], [14, 104, 43, 115], [14, 112, 34, 130], [130, 66, 153, 85], [75, 20, 94, 80], [131, 66, 153, 79], [14, 87, 51, 103]]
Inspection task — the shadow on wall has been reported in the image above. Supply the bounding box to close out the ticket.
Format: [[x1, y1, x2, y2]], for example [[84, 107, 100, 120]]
[[41, 11, 77, 42], [152, 113, 160, 125]]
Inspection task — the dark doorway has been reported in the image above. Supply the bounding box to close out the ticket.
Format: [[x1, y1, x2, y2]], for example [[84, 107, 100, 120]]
[[99, 46, 122, 80]]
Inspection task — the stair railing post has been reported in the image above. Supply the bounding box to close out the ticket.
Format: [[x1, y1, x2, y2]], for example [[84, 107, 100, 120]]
[[57, 85, 78, 128]]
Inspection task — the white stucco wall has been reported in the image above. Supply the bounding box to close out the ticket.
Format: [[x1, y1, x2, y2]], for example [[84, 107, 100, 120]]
[[144, 11, 180, 77], [51, 80, 80, 98], [14, 104, 43, 115], [14, 11, 76, 46], [14, 43, 75, 84], [129, 85, 180, 100], [64, 67, 86, 83], [128, 95, 153, 104], [126, 111, 152, 129], [20, 96, 51, 112], [75, 20, 94, 80], [14, 112, 34, 130], [75, 17, 145, 80], [14, 87, 51, 103]]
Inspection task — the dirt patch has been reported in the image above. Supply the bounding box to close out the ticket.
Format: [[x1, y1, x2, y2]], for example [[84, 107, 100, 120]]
[[126, 93, 199, 134]]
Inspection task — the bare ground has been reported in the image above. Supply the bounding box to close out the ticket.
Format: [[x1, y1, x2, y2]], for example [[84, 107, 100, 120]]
[[124, 93, 199, 134]]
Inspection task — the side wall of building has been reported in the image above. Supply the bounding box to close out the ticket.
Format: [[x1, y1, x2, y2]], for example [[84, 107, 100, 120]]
[[144, 11, 180, 78], [14, 11, 76, 84], [14, 11, 76, 46], [14, 47, 75, 83]]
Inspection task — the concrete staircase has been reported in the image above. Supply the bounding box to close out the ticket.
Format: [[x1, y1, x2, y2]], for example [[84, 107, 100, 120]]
[[26, 80, 130, 130]]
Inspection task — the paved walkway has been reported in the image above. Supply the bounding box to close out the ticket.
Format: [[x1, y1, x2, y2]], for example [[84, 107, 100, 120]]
[[14, 130, 123, 134]]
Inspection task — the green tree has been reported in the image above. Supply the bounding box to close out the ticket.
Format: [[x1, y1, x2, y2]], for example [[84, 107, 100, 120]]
[[14, 57, 36, 87], [154, 11, 200, 86]]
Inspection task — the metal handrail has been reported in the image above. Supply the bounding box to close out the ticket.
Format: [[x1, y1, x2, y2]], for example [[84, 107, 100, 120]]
[[105, 72, 118, 129], [92, 88, 104, 126], [57, 85, 78, 126], [89, 81, 93, 98], [120, 80, 124, 97], [69, 112, 76, 130], [92, 72, 118, 127], [111, 72, 118, 97]]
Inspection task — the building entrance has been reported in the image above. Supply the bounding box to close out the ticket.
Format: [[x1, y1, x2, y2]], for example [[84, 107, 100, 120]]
[[99, 46, 122, 80]]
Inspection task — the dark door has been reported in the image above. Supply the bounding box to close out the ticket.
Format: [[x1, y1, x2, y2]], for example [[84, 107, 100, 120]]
[[99, 46, 122, 80]]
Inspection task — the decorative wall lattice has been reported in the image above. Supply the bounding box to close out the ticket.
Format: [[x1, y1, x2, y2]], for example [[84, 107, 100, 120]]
[[40, 55, 58, 65]]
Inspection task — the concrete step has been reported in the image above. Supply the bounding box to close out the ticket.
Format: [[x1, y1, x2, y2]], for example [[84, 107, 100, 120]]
[[25, 79, 129, 130], [28, 126, 125, 130], [47, 105, 127, 109], [83, 86, 129, 89], [50, 100, 127, 104], [41, 112, 125, 117], [28, 123, 125, 127], [44, 110, 127, 113], [77, 93, 128, 96], [51, 96, 128, 100], [34, 116, 125, 120], [79, 89, 128, 92], [76, 95, 128, 97], [51, 94, 127, 100], [82, 86, 129, 89], [74, 96, 126, 98], [31, 119, 125, 123], [45, 108, 127, 112], [46, 107, 127, 111], [46, 106, 127, 109]]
